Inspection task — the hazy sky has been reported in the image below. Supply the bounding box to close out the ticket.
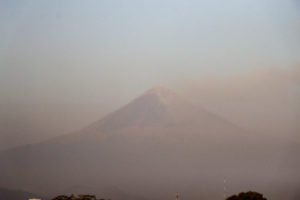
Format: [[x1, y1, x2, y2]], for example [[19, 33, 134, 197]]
[[0, 0, 300, 149]]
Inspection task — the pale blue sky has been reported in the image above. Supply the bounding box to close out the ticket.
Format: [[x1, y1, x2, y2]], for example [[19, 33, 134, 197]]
[[1, 0, 299, 90], [0, 0, 299, 136]]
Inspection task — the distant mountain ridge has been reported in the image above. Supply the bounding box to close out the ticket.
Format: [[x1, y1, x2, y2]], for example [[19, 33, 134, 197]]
[[0, 187, 41, 200]]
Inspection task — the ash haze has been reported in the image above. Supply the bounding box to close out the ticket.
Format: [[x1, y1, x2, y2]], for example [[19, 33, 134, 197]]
[[0, 1, 300, 200], [1, 0, 300, 150]]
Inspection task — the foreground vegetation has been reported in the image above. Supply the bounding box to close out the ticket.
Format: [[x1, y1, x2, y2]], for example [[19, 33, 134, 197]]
[[226, 191, 267, 200], [52, 194, 110, 200], [51, 191, 267, 200]]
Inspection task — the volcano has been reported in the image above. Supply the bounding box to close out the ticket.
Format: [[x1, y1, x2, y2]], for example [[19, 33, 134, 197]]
[[0, 86, 289, 200]]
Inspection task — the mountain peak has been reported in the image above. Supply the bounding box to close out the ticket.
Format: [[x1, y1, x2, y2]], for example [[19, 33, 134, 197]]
[[85, 86, 189, 132], [144, 85, 172, 95], [141, 86, 179, 104], [84, 86, 232, 134]]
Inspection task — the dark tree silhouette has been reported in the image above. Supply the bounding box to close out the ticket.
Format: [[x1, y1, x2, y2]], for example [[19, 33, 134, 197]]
[[52, 195, 73, 200], [51, 194, 107, 200], [227, 191, 267, 200]]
